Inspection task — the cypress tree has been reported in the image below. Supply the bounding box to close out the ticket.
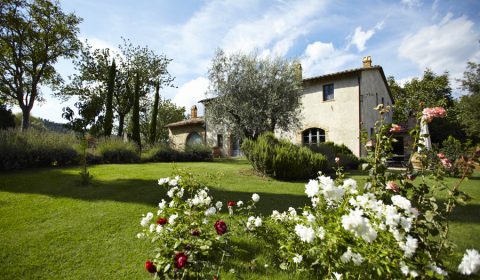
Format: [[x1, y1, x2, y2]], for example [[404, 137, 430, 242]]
[[149, 81, 160, 144], [103, 59, 116, 136], [131, 71, 141, 149]]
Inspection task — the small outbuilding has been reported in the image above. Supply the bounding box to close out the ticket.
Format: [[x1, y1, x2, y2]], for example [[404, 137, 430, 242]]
[[166, 105, 205, 151]]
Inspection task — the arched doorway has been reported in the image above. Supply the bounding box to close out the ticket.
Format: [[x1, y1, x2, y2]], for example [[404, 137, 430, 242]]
[[186, 132, 203, 147]]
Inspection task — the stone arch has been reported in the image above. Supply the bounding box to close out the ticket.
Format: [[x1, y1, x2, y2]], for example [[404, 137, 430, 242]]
[[186, 132, 203, 147]]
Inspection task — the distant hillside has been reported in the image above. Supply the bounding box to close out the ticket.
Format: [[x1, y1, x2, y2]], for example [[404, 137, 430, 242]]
[[40, 118, 72, 133]]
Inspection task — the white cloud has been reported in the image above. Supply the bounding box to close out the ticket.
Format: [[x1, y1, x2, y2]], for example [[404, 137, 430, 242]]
[[222, 0, 327, 56], [398, 14, 480, 78], [301, 41, 358, 77], [347, 22, 384, 52], [401, 0, 422, 8], [172, 77, 209, 116]]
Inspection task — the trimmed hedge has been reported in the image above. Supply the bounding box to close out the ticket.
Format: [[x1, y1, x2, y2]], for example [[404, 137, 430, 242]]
[[308, 142, 360, 170], [0, 129, 79, 170], [95, 137, 140, 164], [242, 132, 328, 180], [142, 144, 212, 162]]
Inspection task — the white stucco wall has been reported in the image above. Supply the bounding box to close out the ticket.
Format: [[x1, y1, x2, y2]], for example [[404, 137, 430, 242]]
[[359, 69, 393, 156], [277, 74, 361, 156]]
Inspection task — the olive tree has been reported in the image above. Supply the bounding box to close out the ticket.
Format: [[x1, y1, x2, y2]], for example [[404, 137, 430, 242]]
[[206, 49, 303, 139]]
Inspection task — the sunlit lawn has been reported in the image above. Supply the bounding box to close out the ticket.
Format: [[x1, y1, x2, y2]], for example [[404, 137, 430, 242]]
[[0, 159, 478, 279]]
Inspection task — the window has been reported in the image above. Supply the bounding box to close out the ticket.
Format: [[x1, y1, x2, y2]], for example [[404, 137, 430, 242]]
[[302, 128, 326, 145], [370, 128, 374, 137], [323, 84, 334, 101], [381, 97, 385, 105], [217, 134, 223, 148]]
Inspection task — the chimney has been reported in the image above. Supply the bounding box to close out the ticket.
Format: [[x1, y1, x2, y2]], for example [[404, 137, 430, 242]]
[[191, 105, 198, 119], [362, 56, 372, 68], [295, 62, 302, 81]]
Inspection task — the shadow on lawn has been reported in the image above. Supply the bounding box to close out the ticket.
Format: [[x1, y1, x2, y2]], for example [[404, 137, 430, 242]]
[[0, 168, 308, 214]]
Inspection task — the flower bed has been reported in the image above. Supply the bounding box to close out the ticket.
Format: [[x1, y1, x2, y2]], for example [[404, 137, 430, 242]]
[[137, 106, 480, 279]]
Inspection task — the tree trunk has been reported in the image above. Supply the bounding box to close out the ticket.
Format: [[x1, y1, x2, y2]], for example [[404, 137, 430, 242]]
[[117, 113, 125, 137], [104, 59, 116, 136], [149, 81, 160, 144], [21, 108, 30, 131], [131, 71, 141, 150]]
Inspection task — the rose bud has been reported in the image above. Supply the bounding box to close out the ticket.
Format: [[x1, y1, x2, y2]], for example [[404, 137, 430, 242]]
[[214, 220, 228, 235], [227, 201, 236, 207], [185, 244, 191, 251], [389, 124, 402, 133], [191, 229, 200, 236], [156, 217, 167, 225], [145, 260, 157, 273], [406, 173, 417, 181], [174, 252, 188, 269]]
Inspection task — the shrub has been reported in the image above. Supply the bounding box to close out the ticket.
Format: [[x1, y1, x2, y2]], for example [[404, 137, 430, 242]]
[[142, 144, 212, 162], [0, 129, 79, 170], [242, 132, 328, 180], [308, 142, 360, 170], [95, 137, 140, 164]]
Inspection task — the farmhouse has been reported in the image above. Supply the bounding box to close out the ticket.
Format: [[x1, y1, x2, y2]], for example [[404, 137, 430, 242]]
[[166, 57, 393, 158]]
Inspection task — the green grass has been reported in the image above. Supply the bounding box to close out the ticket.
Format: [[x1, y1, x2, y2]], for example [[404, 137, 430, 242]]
[[0, 159, 479, 279]]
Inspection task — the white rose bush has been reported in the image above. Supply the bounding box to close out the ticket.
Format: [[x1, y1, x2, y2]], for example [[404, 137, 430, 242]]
[[138, 172, 236, 279], [138, 106, 479, 279]]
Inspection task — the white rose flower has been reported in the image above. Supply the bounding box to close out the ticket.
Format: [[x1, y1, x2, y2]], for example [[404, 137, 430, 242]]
[[293, 254, 303, 264], [458, 249, 480, 275], [205, 206, 216, 216], [305, 179, 319, 197], [237, 200, 244, 207], [252, 193, 260, 203], [399, 235, 418, 258], [316, 226, 325, 240], [149, 223, 155, 233], [140, 212, 154, 227], [306, 214, 315, 223], [158, 177, 169, 185], [168, 214, 178, 225], [215, 201, 223, 210], [294, 224, 315, 243], [254, 217, 262, 227], [158, 199, 167, 209]]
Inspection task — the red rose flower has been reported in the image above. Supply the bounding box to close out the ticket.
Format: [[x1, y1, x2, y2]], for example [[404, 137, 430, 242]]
[[191, 229, 200, 236], [227, 201, 236, 207], [214, 220, 227, 235], [174, 252, 188, 269], [156, 217, 167, 225], [145, 260, 157, 273]]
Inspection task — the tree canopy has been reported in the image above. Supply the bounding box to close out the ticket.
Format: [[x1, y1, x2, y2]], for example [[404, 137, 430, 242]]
[[59, 38, 175, 138], [0, 0, 81, 130], [456, 61, 480, 142], [388, 69, 453, 124], [388, 69, 464, 144], [206, 49, 303, 139]]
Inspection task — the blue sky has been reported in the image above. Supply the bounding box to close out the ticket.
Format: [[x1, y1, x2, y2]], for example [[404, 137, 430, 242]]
[[20, 0, 480, 122]]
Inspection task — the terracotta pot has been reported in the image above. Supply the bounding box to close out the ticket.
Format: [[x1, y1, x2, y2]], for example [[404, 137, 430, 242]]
[[411, 152, 424, 170]]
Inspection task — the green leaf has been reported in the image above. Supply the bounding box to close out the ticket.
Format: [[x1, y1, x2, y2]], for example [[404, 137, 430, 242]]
[[164, 263, 171, 272]]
